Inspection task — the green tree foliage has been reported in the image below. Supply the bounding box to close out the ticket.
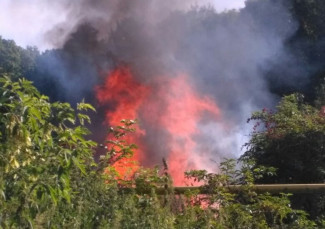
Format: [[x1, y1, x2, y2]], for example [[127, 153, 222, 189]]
[[292, 0, 325, 40], [0, 76, 318, 228], [0, 37, 39, 78], [184, 159, 316, 229], [0, 74, 97, 227], [289, 0, 325, 101], [242, 94, 325, 219], [0, 38, 22, 76], [244, 94, 325, 183]]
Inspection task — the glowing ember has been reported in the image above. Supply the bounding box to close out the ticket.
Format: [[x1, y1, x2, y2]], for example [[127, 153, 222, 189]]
[[95, 66, 220, 184]]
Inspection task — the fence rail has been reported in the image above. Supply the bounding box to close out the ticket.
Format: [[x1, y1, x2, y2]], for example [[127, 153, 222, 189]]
[[121, 184, 325, 195]]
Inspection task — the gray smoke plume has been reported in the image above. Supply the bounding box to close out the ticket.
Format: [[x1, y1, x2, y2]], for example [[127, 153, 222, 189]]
[[27, 0, 303, 169]]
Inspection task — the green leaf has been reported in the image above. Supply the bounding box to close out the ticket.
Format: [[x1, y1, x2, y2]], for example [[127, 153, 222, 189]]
[[48, 185, 58, 206], [77, 101, 96, 112], [72, 156, 86, 175]]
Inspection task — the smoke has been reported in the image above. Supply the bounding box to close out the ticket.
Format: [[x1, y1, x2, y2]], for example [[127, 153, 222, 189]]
[[0, 0, 245, 50], [1, 0, 304, 173]]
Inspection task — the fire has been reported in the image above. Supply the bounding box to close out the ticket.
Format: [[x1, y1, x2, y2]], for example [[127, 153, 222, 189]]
[[96, 67, 149, 177], [95, 66, 220, 185], [151, 76, 220, 185]]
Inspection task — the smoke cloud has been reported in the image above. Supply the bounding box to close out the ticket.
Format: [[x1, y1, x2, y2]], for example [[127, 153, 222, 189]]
[[0, 0, 305, 172], [0, 0, 245, 49]]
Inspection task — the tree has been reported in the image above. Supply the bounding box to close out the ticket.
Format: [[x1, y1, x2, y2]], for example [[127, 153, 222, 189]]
[[242, 94, 325, 219], [0, 74, 97, 227], [0, 37, 22, 76], [0, 37, 39, 79]]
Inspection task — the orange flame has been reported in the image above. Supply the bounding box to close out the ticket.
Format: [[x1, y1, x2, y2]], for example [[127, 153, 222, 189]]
[[95, 66, 220, 184], [96, 67, 149, 178], [151, 75, 220, 185]]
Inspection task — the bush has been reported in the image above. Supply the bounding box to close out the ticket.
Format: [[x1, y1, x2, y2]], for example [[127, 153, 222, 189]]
[[0, 76, 319, 228]]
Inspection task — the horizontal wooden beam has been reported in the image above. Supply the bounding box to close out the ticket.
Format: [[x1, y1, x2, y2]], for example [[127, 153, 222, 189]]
[[120, 184, 325, 195]]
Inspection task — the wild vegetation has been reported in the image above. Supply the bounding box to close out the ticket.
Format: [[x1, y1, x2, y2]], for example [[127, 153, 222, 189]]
[[1, 0, 325, 228], [0, 74, 323, 228]]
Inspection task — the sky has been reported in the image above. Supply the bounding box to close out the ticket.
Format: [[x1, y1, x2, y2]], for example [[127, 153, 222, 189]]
[[0, 0, 245, 50]]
